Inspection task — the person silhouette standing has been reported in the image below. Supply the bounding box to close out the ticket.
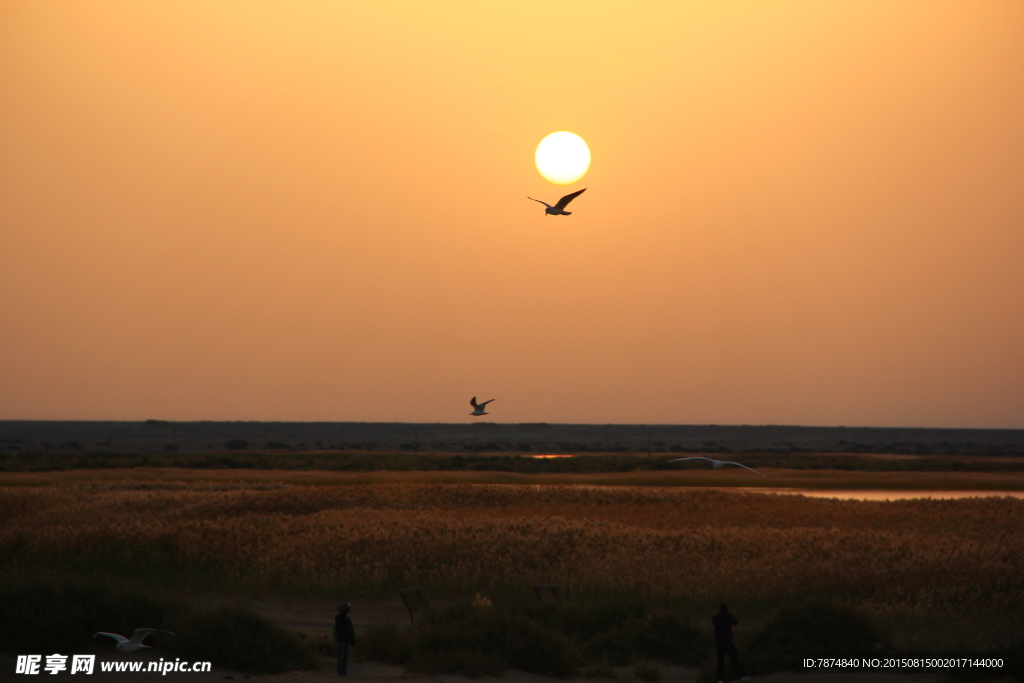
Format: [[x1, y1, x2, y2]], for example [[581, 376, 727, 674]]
[[712, 603, 750, 682], [334, 603, 355, 676]]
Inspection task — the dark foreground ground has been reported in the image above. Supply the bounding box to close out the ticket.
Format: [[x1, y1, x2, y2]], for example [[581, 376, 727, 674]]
[[3, 594, 1018, 682], [7, 653, 1010, 683]]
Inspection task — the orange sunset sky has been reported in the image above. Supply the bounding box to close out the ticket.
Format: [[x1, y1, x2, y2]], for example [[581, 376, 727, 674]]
[[1, 2, 1022, 427]]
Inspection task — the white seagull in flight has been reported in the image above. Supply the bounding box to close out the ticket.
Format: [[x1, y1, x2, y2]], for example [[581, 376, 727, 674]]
[[528, 188, 586, 216], [668, 456, 766, 477], [469, 397, 494, 416], [93, 629, 177, 653]]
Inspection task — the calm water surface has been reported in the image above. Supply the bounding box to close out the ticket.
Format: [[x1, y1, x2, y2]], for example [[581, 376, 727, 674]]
[[738, 488, 1024, 501], [564, 484, 1024, 500]]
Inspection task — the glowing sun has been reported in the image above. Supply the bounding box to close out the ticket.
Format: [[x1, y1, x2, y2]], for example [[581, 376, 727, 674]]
[[535, 131, 590, 185]]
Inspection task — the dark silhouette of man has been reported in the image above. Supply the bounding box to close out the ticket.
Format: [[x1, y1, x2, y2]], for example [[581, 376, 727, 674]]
[[712, 603, 750, 682], [334, 603, 355, 676]]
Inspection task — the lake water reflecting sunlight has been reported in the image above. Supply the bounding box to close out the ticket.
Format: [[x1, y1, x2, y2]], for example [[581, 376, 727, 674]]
[[739, 488, 1024, 501]]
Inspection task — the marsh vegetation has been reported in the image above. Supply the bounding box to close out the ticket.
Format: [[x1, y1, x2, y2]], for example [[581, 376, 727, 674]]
[[2, 475, 1022, 677]]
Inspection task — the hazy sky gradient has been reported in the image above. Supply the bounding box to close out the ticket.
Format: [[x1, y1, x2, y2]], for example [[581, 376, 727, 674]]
[[2, 1, 1022, 426]]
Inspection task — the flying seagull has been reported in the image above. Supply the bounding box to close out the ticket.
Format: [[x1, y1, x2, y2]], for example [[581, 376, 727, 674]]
[[528, 188, 586, 216], [93, 629, 177, 653], [667, 456, 766, 477], [469, 396, 494, 416]]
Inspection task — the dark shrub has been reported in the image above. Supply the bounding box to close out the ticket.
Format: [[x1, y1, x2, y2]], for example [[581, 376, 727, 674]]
[[358, 623, 413, 664], [962, 638, 1024, 683], [224, 439, 248, 450], [579, 610, 706, 667], [583, 661, 616, 678], [742, 603, 890, 675], [1003, 639, 1024, 683], [174, 605, 318, 674], [585, 628, 638, 666], [0, 580, 172, 653], [632, 613, 708, 665], [0, 580, 317, 675], [533, 594, 645, 642], [407, 603, 582, 677], [634, 662, 663, 681], [401, 596, 708, 673]]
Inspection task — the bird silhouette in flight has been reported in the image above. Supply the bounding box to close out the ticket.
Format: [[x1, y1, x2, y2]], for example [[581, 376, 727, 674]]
[[668, 456, 766, 477], [528, 188, 586, 215], [469, 397, 494, 416], [93, 629, 177, 653]]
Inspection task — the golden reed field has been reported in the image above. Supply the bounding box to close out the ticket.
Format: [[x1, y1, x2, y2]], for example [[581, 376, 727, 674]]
[[3, 473, 1023, 625]]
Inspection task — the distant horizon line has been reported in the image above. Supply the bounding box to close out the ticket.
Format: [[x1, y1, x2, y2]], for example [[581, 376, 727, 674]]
[[1, 418, 1022, 432]]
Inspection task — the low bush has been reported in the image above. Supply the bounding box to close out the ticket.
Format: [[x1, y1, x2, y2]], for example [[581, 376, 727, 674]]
[[360, 596, 707, 677], [950, 638, 1024, 682], [522, 596, 707, 666], [997, 639, 1024, 683], [582, 660, 617, 678], [0, 580, 317, 675], [410, 601, 582, 677], [0, 580, 174, 654], [356, 622, 413, 664], [633, 662, 663, 681], [173, 605, 318, 674], [742, 602, 890, 675]]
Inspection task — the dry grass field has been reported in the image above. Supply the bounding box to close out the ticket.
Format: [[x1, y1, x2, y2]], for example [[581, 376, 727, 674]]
[[3, 472, 1022, 633], [2, 467, 1023, 683]]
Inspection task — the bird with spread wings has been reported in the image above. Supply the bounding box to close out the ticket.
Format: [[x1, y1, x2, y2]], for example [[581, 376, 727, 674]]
[[469, 397, 494, 416], [528, 188, 586, 215], [668, 456, 766, 477], [93, 629, 176, 653]]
